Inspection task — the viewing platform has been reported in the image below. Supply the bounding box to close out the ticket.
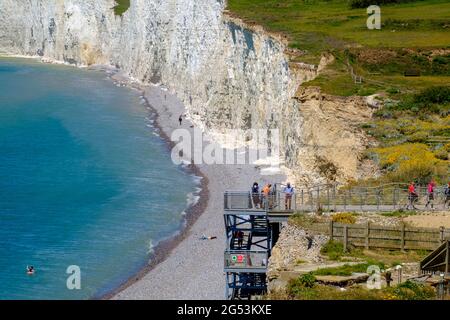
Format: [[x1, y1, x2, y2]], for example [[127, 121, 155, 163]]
[[223, 185, 295, 299]]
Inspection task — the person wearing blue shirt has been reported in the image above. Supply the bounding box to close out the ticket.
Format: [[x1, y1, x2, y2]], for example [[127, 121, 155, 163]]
[[283, 183, 294, 210]]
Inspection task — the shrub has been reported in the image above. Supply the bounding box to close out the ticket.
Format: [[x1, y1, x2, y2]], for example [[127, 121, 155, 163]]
[[372, 143, 448, 184], [414, 86, 450, 105], [320, 240, 346, 260], [390, 280, 436, 300], [332, 212, 357, 224], [298, 273, 316, 288], [434, 147, 449, 160]]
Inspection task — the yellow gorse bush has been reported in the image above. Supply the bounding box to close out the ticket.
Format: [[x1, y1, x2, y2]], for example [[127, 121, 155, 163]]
[[332, 213, 357, 224], [371, 143, 448, 183]]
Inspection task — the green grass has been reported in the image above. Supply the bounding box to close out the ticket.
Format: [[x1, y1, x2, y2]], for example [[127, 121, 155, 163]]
[[227, 0, 450, 96], [113, 0, 130, 16], [320, 239, 429, 263], [269, 278, 436, 300], [228, 0, 450, 53], [380, 210, 418, 217], [313, 262, 384, 276]]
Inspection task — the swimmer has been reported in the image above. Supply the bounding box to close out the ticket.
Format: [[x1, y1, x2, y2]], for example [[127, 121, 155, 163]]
[[27, 265, 35, 275]]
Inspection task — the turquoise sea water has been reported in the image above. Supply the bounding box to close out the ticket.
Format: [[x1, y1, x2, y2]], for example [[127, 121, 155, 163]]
[[0, 58, 197, 299]]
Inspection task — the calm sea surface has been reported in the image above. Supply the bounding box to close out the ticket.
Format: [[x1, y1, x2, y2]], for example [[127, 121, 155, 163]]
[[0, 58, 197, 299]]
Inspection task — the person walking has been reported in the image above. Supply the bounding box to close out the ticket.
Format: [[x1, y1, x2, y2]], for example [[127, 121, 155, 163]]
[[179, 114, 183, 126], [444, 182, 450, 209], [425, 179, 436, 210], [251, 182, 260, 209], [407, 181, 418, 210], [283, 182, 294, 210]]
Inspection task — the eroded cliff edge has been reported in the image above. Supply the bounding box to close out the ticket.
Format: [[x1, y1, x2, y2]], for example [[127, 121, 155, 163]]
[[0, 0, 376, 184]]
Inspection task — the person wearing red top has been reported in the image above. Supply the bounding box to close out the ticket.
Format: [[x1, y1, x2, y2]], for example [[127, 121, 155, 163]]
[[425, 180, 436, 210], [407, 182, 418, 210]]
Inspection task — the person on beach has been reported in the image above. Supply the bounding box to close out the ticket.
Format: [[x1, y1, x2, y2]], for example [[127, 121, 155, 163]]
[[179, 114, 183, 126], [251, 182, 260, 208], [262, 184, 272, 209], [407, 182, 418, 210], [444, 182, 450, 209], [200, 235, 217, 240], [283, 182, 294, 210], [425, 179, 436, 210]]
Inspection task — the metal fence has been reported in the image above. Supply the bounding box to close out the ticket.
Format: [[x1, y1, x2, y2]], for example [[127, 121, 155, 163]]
[[296, 183, 450, 212], [224, 189, 297, 212]]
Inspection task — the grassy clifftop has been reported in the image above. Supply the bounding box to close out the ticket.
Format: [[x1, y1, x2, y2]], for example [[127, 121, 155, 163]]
[[227, 0, 449, 95], [228, 0, 449, 184]]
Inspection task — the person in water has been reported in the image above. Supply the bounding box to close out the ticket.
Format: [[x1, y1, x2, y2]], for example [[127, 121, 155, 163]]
[[27, 265, 35, 275]]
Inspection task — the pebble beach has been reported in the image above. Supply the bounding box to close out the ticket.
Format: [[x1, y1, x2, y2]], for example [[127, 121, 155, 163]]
[[112, 83, 286, 300]]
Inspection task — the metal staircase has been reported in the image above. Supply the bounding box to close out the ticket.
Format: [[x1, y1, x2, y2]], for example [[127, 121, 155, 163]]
[[223, 189, 294, 300]]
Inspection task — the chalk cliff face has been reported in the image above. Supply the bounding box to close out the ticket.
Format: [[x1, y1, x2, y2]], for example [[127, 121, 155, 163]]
[[0, 0, 373, 184]]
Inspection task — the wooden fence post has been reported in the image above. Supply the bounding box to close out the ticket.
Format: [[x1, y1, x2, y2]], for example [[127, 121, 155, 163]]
[[343, 225, 348, 253], [365, 221, 370, 250], [301, 189, 304, 210], [333, 184, 337, 212], [329, 220, 334, 240], [400, 223, 405, 252], [445, 241, 449, 276]]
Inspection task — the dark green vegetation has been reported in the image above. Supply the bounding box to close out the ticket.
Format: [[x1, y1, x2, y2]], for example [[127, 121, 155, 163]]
[[114, 0, 130, 16], [273, 276, 436, 300], [380, 210, 418, 217], [349, 0, 424, 9]]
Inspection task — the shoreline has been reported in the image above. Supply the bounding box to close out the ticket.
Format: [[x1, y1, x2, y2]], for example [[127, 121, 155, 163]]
[[100, 81, 211, 299], [1, 54, 286, 300]]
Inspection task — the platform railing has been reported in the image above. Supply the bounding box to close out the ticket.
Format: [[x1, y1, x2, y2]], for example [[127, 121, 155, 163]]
[[225, 183, 449, 213], [295, 183, 449, 212], [224, 190, 296, 211]]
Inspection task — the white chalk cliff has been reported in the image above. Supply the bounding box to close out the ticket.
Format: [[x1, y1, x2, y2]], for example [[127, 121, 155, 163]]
[[0, 0, 374, 184]]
